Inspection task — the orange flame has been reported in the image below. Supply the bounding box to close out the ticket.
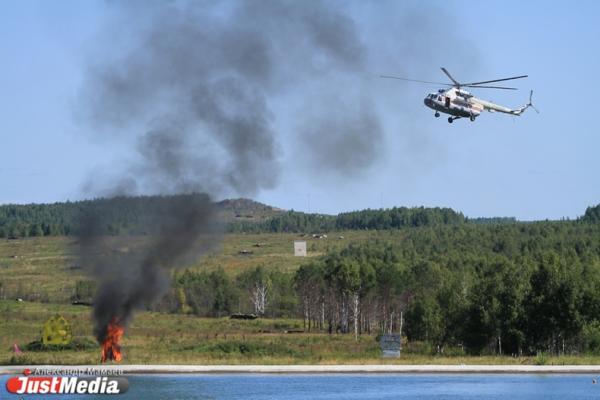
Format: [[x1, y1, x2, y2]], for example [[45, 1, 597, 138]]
[[101, 318, 124, 363]]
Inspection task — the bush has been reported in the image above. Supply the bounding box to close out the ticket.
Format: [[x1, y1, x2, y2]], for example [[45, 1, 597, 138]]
[[24, 337, 97, 352], [534, 352, 548, 365]]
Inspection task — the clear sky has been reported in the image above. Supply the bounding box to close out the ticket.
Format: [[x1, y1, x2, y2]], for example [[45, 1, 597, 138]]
[[1, 1, 598, 220]]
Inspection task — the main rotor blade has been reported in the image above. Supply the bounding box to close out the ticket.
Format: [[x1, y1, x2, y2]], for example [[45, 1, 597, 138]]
[[462, 85, 518, 90], [380, 75, 451, 86], [440, 67, 460, 86], [464, 75, 528, 86]]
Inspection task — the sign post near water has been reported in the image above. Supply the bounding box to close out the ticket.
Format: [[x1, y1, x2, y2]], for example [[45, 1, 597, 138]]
[[380, 334, 401, 358]]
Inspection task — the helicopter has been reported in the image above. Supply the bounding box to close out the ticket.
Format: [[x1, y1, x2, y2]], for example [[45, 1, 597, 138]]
[[381, 67, 538, 123]]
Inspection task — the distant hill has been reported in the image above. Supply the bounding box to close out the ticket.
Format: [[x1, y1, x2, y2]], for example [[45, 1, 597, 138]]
[[0, 195, 597, 238], [215, 198, 283, 223]]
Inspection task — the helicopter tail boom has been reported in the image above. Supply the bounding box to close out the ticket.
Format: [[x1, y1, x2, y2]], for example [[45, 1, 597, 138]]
[[511, 90, 539, 116]]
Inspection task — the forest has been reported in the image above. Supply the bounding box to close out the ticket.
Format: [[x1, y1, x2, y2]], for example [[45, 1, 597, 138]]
[[0, 194, 467, 238], [4, 196, 600, 356], [2, 194, 598, 237], [150, 221, 600, 356]]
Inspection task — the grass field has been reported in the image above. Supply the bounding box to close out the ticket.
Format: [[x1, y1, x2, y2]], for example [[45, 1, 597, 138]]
[[2, 235, 600, 366], [0, 233, 385, 365], [0, 232, 393, 303], [3, 300, 598, 366]]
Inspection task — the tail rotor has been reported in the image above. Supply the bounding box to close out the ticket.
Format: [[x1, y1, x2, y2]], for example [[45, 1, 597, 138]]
[[513, 90, 539, 115], [527, 90, 539, 113]]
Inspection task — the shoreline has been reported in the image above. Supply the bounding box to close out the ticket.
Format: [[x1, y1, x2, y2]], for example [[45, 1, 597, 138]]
[[2, 364, 600, 375]]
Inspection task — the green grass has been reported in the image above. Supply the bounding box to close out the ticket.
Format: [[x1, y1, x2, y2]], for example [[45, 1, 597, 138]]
[[3, 300, 600, 365], [0, 237, 82, 303], [0, 232, 391, 303], [0, 299, 377, 365], [3, 235, 600, 366]]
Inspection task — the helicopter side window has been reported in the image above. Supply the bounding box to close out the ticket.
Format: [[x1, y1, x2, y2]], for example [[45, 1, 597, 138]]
[[437, 96, 442, 101]]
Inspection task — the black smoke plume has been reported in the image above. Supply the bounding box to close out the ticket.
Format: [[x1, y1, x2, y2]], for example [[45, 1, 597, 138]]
[[77, 195, 219, 342], [75, 0, 382, 342]]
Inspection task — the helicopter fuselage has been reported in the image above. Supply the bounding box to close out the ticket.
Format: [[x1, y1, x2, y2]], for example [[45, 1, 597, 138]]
[[423, 87, 530, 123], [423, 88, 483, 121]]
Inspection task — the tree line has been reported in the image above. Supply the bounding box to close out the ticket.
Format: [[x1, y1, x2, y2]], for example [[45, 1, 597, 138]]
[[2, 195, 597, 239], [123, 220, 600, 356], [0, 194, 221, 238], [0, 195, 472, 238], [229, 207, 466, 233]]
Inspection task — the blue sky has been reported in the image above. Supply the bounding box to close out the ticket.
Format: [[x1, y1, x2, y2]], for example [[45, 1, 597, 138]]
[[1, 1, 598, 220]]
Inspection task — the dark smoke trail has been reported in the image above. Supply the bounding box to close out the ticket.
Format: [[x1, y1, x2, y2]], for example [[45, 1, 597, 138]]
[[77, 195, 220, 342], [75, 0, 381, 341]]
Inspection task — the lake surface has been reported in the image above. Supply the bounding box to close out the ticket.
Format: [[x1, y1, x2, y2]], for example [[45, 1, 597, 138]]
[[2, 373, 600, 399]]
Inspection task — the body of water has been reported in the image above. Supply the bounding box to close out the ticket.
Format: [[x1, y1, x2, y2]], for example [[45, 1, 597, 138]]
[[2, 373, 600, 399]]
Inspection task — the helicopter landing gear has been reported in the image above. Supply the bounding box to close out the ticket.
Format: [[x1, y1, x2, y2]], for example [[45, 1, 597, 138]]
[[469, 115, 476, 122], [448, 116, 461, 123], [434, 112, 440, 118]]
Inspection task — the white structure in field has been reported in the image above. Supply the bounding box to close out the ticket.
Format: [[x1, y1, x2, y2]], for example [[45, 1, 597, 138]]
[[294, 241, 307, 257]]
